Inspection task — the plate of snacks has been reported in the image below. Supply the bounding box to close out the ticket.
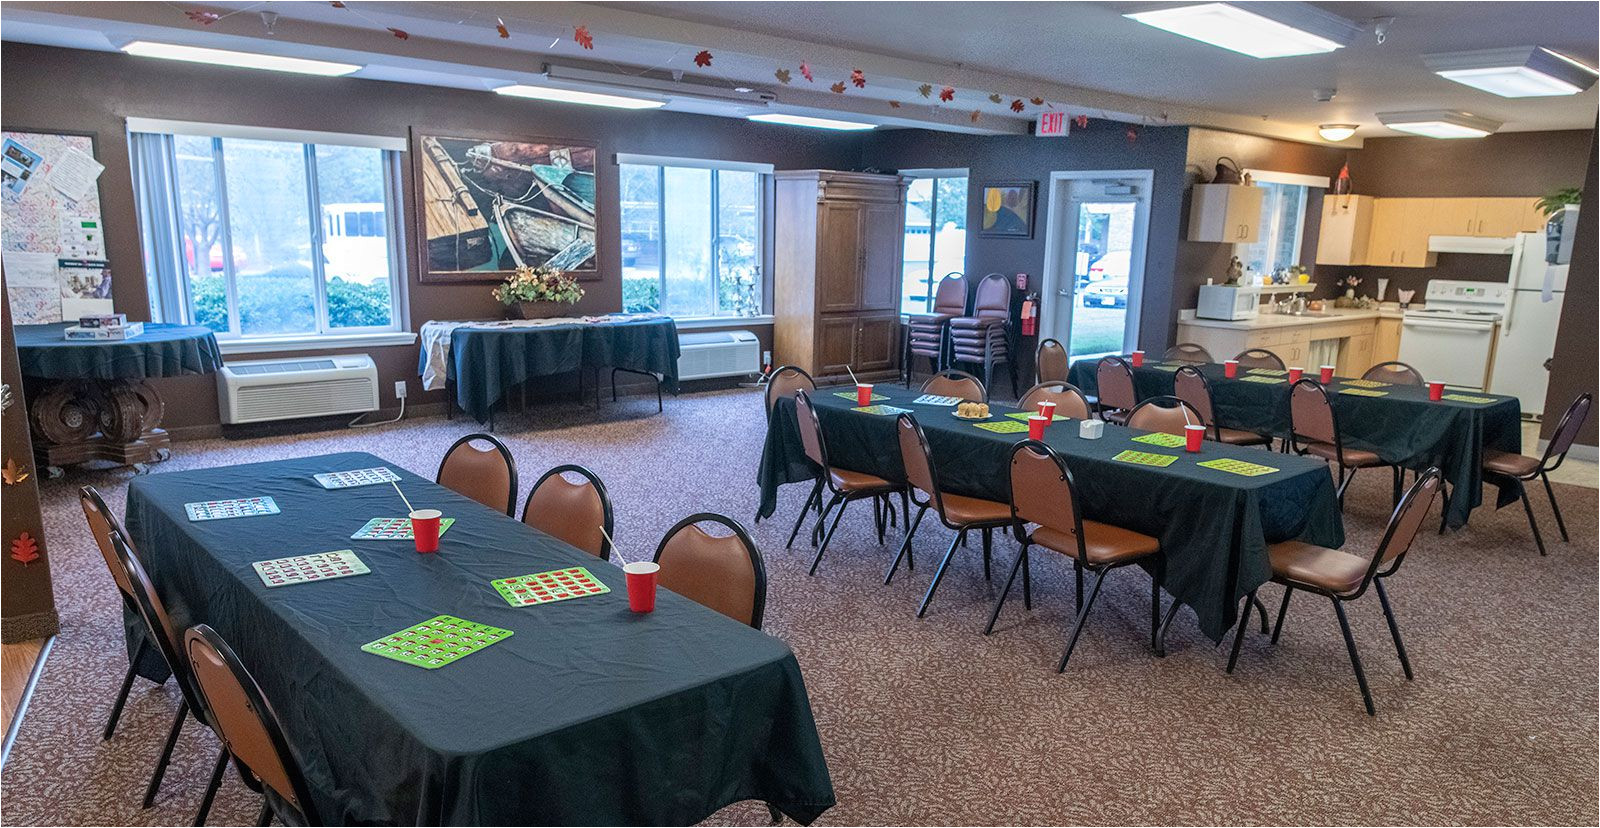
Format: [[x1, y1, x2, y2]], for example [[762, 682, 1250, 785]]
[[952, 401, 992, 420]]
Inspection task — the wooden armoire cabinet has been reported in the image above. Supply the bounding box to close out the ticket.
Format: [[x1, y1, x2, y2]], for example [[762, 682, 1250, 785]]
[[773, 170, 907, 381]]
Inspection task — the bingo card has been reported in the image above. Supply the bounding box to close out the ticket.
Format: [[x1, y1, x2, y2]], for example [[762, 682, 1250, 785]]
[[360, 615, 512, 669], [1111, 450, 1179, 467], [314, 467, 401, 490], [253, 550, 370, 587], [491, 566, 612, 606], [351, 517, 456, 540], [185, 497, 279, 522]]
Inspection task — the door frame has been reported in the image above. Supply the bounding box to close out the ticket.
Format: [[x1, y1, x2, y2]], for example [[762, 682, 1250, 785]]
[[1039, 169, 1155, 357]]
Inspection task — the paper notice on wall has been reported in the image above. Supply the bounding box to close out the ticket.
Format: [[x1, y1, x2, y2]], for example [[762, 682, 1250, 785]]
[[58, 215, 105, 259], [3, 250, 57, 288], [1, 138, 43, 199], [47, 145, 103, 203]]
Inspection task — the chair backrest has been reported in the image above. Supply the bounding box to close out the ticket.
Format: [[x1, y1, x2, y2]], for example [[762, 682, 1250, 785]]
[[111, 533, 209, 719], [972, 273, 1010, 319], [653, 513, 767, 629], [792, 390, 832, 473], [1233, 348, 1286, 370], [764, 365, 815, 419], [1289, 379, 1339, 446], [1035, 338, 1069, 384], [1008, 441, 1083, 546], [1126, 396, 1203, 436], [895, 414, 943, 513], [1362, 361, 1424, 386], [1017, 382, 1092, 420], [184, 625, 318, 825], [1172, 366, 1217, 429], [1164, 342, 1214, 364], [521, 465, 612, 560], [1540, 393, 1594, 470], [1364, 467, 1443, 583], [931, 272, 967, 315], [921, 370, 986, 403], [436, 433, 518, 516], [1095, 356, 1138, 410], [79, 485, 137, 601]]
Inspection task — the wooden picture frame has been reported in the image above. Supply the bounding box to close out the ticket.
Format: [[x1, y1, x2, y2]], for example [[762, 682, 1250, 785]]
[[411, 129, 599, 283], [978, 180, 1036, 239]]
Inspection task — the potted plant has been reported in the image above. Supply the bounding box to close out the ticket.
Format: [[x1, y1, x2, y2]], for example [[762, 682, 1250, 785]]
[[492, 265, 584, 319], [1535, 187, 1581, 217]]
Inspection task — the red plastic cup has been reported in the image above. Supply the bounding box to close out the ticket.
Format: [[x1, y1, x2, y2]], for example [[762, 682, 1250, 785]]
[[855, 383, 873, 406], [1428, 381, 1445, 401], [1037, 400, 1058, 420], [410, 509, 442, 554], [1185, 424, 1206, 453], [1319, 365, 1336, 384], [1027, 415, 1048, 440], [1130, 350, 1145, 367], [1224, 360, 1238, 379], [624, 561, 660, 612], [1288, 367, 1304, 383]]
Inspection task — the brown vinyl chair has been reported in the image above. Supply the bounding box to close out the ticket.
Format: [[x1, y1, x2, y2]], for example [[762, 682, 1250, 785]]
[[1035, 338, 1070, 384], [1125, 396, 1205, 437], [184, 625, 320, 826], [1094, 356, 1138, 424], [885, 413, 1015, 617], [1233, 348, 1287, 371], [1173, 366, 1273, 447], [1362, 361, 1425, 386], [654, 513, 768, 629], [1289, 379, 1399, 507], [1163, 342, 1214, 364], [793, 390, 907, 574], [948, 274, 1019, 397], [904, 272, 967, 386], [522, 465, 613, 561], [1480, 393, 1592, 556], [921, 369, 987, 403], [987, 440, 1162, 670], [80, 486, 164, 742], [1229, 468, 1442, 716], [436, 433, 518, 516], [1017, 382, 1093, 420], [764, 365, 815, 420]]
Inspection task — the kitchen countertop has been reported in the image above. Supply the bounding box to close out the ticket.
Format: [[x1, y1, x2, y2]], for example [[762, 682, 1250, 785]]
[[1177, 304, 1411, 331]]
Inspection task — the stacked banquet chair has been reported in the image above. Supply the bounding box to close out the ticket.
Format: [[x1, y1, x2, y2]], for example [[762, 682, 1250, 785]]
[[903, 273, 967, 387], [947, 274, 1019, 399]]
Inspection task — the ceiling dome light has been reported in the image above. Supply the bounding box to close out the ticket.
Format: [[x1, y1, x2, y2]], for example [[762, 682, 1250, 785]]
[[1318, 124, 1358, 141], [1424, 46, 1598, 98], [1377, 110, 1502, 139]]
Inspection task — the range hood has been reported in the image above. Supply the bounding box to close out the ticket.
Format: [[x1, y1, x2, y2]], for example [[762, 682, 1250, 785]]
[[1427, 235, 1515, 254]]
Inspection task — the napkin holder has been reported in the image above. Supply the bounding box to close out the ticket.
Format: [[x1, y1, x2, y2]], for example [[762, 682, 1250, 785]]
[[1079, 419, 1105, 439]]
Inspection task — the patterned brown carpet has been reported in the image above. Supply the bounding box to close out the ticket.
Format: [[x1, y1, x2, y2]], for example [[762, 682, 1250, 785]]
[[3, 388, 1596, 825]]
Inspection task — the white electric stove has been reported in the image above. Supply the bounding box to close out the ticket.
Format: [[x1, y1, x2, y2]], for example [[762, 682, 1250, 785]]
[[1399, 280, 1509, 389]]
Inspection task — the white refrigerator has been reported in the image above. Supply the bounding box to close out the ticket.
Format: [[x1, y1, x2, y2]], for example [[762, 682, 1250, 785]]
[[1488, 232, 1569, 417]]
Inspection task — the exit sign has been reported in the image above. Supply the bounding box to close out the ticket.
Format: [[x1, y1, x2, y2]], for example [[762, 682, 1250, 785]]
[[1036, 111, 1070, 137]]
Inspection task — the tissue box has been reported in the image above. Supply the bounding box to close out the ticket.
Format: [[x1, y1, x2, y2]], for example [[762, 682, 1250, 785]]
[[64, 322, 143, 340], [1078, 419, 1105, 439]]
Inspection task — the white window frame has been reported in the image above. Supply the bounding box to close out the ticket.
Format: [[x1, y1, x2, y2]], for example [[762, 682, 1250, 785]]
[[1234, 169, 1328, 276], [898, 168, 969, 317]]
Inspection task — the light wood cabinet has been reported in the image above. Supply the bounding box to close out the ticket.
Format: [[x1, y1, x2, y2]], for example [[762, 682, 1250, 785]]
[[1336, 333, 1374, 376], [1175, 315, 1395, 378], [1427, 197, 1546, 237], [1187, 183, 1263, 243], [1373, 316, 1402, 365], [774, 170, 908, 381], [1315, 195, 1375, 266], [1365, 198, 1438, 268], [1314, 195, 1546, 268]]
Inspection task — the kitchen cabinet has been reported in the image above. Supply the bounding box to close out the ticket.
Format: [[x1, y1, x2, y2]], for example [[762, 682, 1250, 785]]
[[1365, 198, 1438, 268], [1428, 197, 1546, 237], [1187, 183, 1263, 243], [1315, 195, 1375, 266], [1175, 313, 1395, 377], [1335, 333, 1374, 376], [1373, 316, 1402, 365]]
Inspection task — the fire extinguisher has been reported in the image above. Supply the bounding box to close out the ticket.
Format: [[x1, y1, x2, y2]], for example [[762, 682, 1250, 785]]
[[1020, 292, 1038, 337]]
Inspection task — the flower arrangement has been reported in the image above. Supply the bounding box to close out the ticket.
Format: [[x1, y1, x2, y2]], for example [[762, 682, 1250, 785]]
[[1339, 275, 1362, 290], [492, 265, 584, 307]]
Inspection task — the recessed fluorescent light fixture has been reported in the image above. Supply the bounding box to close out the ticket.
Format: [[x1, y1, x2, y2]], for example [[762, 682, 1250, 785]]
[[494, 84, 665, 109], [747, 113, 876, 131], [1377, 109, 1502, 139], [1318, 124, 1358, 142], [120, 41, 360, 76], [1123, 2, 1360, 59], [1424, 46, 1598, 98]]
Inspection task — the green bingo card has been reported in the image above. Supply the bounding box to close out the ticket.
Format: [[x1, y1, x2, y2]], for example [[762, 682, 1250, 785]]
[[1341, 378, 1390, 389], [835, 391, 888, 402], [1131, 432, 1187, 448], [1145, 363, 1182, 372], [1246, 368, 1288, 376], [1337, 387, 1389, 397], [1239, 375, 1286, 384], [361, 615, 512, 669], [1197, 458, 1280, 477], [492, 566, 611, 606], [853, 404, 913, 416], [1112, 449, 1179, 467], [973, 419, 1030, 434], [1442, 393, 1497, 404]]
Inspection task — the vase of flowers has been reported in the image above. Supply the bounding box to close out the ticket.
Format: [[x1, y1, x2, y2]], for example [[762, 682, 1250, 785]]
[[492, 265, 584, 319]]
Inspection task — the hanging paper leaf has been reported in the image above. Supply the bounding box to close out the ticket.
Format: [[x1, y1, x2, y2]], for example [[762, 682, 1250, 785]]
[[800, 62, 814, 82], [496, 18, 510, 38], [987, 93, 1002, 104], [330, 1, 346, 7], [10, 533, 39, 566], [693, 49, 713, 68], [850, 68, 866, 89], [888, 100, 902, 109], [1, 458, 28, 486], [574, 25, 594, 49], [1010, 99, 1025, 113], [829, 81, 847, 94], [939, 86, 955, 102], [1030, 96, 1045, 106], [185, 10, 220, 24], [388, 27, 410, 40], [774, 68, 791, 84], [917, 83, 933, 98], [969, 110, 981, 123], [1075, 114, 1090, 129], [1126, 126, 1139, 144]]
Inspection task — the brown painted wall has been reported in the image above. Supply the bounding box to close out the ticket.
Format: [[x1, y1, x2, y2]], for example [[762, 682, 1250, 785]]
[[0, 43, 860, 430], [1541, 134, 1597, 446]]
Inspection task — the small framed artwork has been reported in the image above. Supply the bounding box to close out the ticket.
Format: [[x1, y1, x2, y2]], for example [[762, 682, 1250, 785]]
[[979, 180, 1036, 239]]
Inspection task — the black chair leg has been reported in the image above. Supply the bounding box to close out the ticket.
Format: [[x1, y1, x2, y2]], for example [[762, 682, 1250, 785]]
[[1155, 599, 1182, 657], [1437, 480, 1451, 535], [1250, 593, 1269, 633], [785, 481, 823, 550], [1541, 473, 1569, 542], [1519, 483, 1548, 556], [916, 530, 966, 618], [1373, 579, 1413, 680], [193, 750, 228, 826], [1227, 590, 1255, 674], [1271, 586, 1294, 643], [104, 640, 145, 740], [1331, 599, 1376, 716], [767, 803, 783, 824], [873, 496, 885, 545], [1056, 569, 1107, 672], [143, 699, 189, 808], [1336, 466, 1355, 503], [1149, 567, 1162, 652], [981, 527, 993, 581], [985, 543, 1029, 634], [256, 800, 273, 826], [1391, 465, 1403, 508], [884, 506, 927, 584], [1074, 560, 1084, 609], [809, 496, 850, 576], [1020, 540, 1032, 610]]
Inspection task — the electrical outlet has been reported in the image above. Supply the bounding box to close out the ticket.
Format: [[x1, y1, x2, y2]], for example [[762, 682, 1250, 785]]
[[393, 380, 408, 400]]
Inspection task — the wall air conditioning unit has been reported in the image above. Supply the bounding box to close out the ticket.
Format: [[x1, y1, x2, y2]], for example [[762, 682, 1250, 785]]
[[676, 330, 760, 380], [218, 354, 379, 424]]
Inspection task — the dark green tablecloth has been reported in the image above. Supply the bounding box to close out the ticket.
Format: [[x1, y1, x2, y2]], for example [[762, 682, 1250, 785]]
[[1066, 358, 1522, 529], [427, 318, 681, 423], [125, 452, 833, 825], [14, 322, 222, 379], [757, 387, 1344, 642]]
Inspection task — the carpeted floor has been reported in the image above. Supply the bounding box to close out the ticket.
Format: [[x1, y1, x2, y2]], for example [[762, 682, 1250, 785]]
[[3, 387, 1596, 825]]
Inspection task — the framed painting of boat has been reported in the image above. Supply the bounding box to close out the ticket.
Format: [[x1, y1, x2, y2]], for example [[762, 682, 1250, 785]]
[[412, 130, 599, 282]]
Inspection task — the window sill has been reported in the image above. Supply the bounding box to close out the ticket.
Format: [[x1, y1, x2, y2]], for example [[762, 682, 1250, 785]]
[[216, 331, 418, 356], [672, 315, 774, 330]]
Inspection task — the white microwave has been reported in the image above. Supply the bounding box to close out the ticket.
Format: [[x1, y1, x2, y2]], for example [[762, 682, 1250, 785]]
[[1197, 284, 1261, 320]]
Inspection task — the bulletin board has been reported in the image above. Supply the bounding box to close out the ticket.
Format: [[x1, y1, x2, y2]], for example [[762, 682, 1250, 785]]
[[2, 129, 111, 324]]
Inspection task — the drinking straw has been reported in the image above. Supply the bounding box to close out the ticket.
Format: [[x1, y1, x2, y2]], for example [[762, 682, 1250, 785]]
[[846, 364, 860, 385], [598, 525, 628, 565], [391, 481, 416, 514]]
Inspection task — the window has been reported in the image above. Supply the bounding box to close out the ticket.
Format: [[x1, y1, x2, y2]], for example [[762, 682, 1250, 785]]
[[900, 170, 968, 315], [1235, 172, 1324, 279], [131, 125, 404, 340], [617, 156, 767, 318]]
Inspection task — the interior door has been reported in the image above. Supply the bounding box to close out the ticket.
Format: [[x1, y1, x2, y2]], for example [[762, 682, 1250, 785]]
[[817, 202, 862, 314], [858, 202, 902, 312], [854, 314, 900, 372], [815, 314, 859, 376], [1043, 176, 1149, 361]]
